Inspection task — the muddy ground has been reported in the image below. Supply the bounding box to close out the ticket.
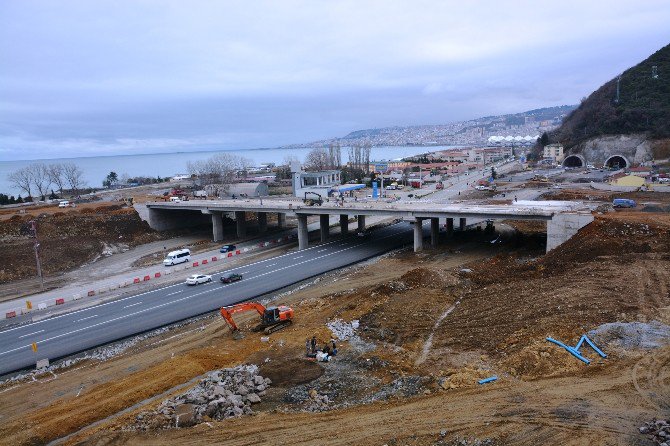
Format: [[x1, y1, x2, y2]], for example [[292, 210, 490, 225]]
[[0, 211, 668, 446]]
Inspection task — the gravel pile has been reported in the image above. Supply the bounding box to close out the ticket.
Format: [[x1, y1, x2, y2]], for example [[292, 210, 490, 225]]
[[639, 419, 670, 445], [327, 318, 375, 353], [588, 321, 670, 350], [133, 365, 271, 429]]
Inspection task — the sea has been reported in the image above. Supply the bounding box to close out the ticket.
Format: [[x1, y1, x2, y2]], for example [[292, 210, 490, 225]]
[[0, 146, 459, 196]]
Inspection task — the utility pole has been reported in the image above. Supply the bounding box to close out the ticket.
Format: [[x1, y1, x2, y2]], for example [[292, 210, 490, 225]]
[[29, 220, 44, 289], [615, 75, 621, 104]]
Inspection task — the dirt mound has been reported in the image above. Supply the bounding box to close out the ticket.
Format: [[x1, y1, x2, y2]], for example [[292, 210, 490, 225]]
[[256, 356, 324, 387], [0, 207, 166, 282], [400, 267, 456, 289]]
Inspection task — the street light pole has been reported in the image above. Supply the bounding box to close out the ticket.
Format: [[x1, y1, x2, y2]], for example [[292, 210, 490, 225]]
[[29, 220, 44, 289]]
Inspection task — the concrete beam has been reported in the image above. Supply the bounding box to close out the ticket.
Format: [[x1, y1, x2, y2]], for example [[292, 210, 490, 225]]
[[297, 214, 309, 250], [340, 214, 349, 235], [320, 214, 329, 243], [459, 217, 467, 231], [446, 218, 454, 236], [357, 215, 366, 233], [277, 212, 286, 229], [430, 217, 439, 247], [258, 212, 267, 234], [546, 213, 594, 253], [414, 218, 424, 252], [212, 212, 223, 242], [235, 211, 247, 238]]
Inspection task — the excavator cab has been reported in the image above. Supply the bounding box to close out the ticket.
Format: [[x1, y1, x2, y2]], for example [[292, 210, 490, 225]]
[[262, 307, 281, 325]]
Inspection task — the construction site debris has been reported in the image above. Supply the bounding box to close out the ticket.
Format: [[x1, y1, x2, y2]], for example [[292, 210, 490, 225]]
[[546, 335, 607, 365], [477, 376, 498, 385], [638, 419, 670, 445], [131, 365, 271, 430], [589, 321, 670, 350]]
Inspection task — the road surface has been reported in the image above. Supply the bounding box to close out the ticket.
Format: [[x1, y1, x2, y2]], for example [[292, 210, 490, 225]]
[[0, 222, 423, 375]]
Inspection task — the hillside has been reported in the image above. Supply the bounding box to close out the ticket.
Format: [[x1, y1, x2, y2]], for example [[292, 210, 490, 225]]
[[549, 43, 670, 149]]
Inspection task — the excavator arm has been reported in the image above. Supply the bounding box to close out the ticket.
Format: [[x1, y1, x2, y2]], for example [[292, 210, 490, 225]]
[[219, 302, 267, 333]]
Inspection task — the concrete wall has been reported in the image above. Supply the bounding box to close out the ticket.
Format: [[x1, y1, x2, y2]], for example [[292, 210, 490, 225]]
[[546, 212, 594, 252]]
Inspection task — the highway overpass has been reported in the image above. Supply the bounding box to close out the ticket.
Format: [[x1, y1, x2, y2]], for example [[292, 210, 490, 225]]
[[136, 199, 593, 253]]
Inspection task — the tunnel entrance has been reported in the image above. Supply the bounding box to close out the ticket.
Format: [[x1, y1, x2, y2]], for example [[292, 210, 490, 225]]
[[562, 155, 584, 168], [604, 155, 629, 169]]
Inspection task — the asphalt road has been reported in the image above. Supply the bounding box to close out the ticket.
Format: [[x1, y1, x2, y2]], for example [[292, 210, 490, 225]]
[[0, 222, 422, 376]]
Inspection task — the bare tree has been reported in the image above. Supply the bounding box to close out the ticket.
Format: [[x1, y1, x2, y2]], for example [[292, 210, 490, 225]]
[[187, 153, 246, 188], [8, 166, 33, 198], [328, 143, 341, 169], [63, 162, 85, 195], [28, 163, 51, 199], [47, 163, 66, 195], [303, 148, 330, 171]]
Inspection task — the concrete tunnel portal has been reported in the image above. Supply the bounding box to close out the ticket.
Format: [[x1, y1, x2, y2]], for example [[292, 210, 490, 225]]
[[562, 155, 585, 168], [604, 155, 629, 169]]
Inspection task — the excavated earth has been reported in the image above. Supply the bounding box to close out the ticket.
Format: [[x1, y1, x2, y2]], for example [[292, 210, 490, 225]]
[[0, 211, 668, 446]]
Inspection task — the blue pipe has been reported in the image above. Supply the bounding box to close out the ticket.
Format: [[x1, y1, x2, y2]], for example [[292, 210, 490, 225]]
[[580, 335, 607, 358], [546, 337, 591, 364], [478, 376, 498, 384]]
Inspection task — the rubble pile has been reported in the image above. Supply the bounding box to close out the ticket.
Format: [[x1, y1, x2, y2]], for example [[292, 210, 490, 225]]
[[638, 419, 670, 445], [327, 318, 375, 353], [133, 365, 271, 429]]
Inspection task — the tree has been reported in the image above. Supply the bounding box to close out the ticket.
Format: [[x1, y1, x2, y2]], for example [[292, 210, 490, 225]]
[[63, 162, 85, 195], [8, 166, 33, 198], [491, 167, 497, 180], [303, 148, 330, 171], [46, 163, 66, 195], [187, 153, 247, 189], [105, 171, 118, 187], [539, 132, 549, 147], [28, 163, 52, 200]]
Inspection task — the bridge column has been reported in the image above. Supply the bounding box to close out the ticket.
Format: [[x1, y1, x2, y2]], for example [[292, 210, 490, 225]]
[[297, 214, 309, 250], [413, 218, 424, 252], [277, 212, 286, 229], [212, 212, 223, 242], [235, 211, 247, 238], [257, 212, 267, 234], [430, 218, 439, 247], [446, 218, 454, 236], [459, 217, 466, 231], [320, 214, 329, 242], [340, 214, 349, 235], [357, 215, 366, 233]]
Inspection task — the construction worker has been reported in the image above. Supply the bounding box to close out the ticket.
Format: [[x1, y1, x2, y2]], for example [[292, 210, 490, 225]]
[[305, 338, 311, 357], [514, 195, 518, 202], [331, 338, 337, 356], [310, 336, 317, 354]]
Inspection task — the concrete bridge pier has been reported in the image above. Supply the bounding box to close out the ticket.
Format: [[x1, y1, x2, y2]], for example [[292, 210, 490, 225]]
[[297, 214, 309, 250], [413, 218, 424, 252], [235, 211, 247, 238], [277, 212, 286, 229], [212, 212, 223, 242], [546, 213, 594, 253], [257, 212, 267, 234], [446, 218, 454, 237], [340, 214, 349, 235], [459, 217, 467, 231], [320, 214, 330, 242], [357, 215, 366, 233], [430, 218, 439, 247]]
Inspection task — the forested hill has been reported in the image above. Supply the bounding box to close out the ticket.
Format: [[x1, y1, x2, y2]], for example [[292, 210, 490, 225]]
[[549, 43, 670, 148]]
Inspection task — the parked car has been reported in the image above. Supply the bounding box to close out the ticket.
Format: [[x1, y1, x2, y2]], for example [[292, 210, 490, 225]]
[[219, 244, 236, 253], [612, 198, 636, 208], [185, 274, 212, 285], [58, 200, 70, 208], [220, 272, 243, 283]]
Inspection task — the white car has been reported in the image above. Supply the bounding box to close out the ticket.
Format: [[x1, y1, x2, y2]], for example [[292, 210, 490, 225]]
[[185, 274, 212, 285]]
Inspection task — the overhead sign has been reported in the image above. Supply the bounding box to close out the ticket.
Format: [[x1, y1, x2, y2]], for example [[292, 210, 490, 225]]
[[374, 163, 388, 172]]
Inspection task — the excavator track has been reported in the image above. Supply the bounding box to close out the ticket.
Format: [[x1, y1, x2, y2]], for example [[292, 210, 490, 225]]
[[262, 320, 293, 335]]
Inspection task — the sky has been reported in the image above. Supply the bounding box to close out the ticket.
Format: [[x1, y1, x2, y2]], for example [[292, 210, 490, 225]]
[[1, 0, 669, 161]]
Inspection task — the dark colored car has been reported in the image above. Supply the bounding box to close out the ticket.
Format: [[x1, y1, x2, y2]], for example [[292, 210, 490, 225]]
[[220, 273, 243, 284], [219, 244, 236, 253]]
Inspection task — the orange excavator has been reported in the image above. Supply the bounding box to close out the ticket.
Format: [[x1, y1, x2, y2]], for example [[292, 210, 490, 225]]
[[220, 302, 294, 339]]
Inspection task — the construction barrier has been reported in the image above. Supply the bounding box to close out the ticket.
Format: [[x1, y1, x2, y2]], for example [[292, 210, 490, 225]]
[[38, 302, 47, 310], [73, 294, 82, 300], [154, 272, 161, 278], [133, 278, 140, 284], [193, 261, 199, 267], [202, 259, 208, 265], [212, 256, 218, 261], [227, 253, 233, 258], [236, 250, 241, 255], [143, 275, 151, 281], [6, 311, 16, 318], [55, 298, 65, 305], [87, 290, 95, 297], [163, 270, 171, 275]]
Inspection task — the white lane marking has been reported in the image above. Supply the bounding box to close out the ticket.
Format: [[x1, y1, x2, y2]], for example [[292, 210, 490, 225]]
[[76, 314, 98, 322], [266, 263, 276, 267], [18, 329, 44, 339], [293, 256, 303, 259], [123, 302, 142, 308]]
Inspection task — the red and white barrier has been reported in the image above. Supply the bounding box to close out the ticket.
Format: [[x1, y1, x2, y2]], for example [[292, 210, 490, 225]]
[[6, 310, 16, 319], [55, 298, 65, 305]]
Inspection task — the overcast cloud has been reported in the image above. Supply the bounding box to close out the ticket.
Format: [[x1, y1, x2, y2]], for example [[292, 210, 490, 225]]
[[1, 0, 669, 160]]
